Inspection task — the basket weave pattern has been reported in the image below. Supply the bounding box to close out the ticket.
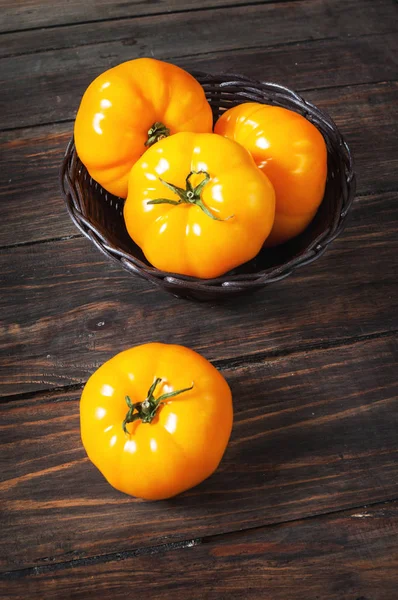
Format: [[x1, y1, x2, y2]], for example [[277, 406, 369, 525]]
[[60, 73, 356, 300]]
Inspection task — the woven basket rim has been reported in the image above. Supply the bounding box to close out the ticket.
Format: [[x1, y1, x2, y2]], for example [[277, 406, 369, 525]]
[[60, 73, 356, 297]]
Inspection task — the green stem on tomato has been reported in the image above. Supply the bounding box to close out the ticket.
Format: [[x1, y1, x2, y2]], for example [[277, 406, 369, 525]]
[[145, 122, 171, 147], [122, 378, 194, 434], [147, 170, 234, 221]]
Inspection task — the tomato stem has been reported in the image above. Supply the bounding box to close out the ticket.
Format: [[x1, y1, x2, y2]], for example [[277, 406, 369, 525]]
[[145, 122, 171, 147], [123, 378, 194, 434], [147, 170, 234, 221]]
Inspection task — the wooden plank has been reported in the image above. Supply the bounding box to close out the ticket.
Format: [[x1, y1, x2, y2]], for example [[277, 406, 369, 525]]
[[1, 76, 397, 247], [0, 9, 397, 129], [1, 188, 397, 397], [1, 336, 397, 571], [0, 125, 73, 248], [2, 502, 397, 599], [188, 34, 398, 89], [2, 36, 397, 131], [0, 0, 281, 33], [2, 0, 397, 59]]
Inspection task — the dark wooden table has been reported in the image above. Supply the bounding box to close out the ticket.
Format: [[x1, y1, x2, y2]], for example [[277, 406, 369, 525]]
[[1, 1, 398, 598]]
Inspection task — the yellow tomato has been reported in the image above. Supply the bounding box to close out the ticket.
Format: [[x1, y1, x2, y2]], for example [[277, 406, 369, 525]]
[[80, 343, 233, 500], [214, 103, 327, 246], [74, 58, 213, 198], [124, 132, 275, 278]]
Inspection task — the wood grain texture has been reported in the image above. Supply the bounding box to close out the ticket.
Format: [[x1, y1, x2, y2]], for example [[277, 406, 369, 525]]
[[187, 34, 398, 89], [0, 0, 286, 32], [2, 502, 398, 599], [2, 0, 397, 59], [1, 0, 398, 594], [1, 188, 397, 397], [1, 336, 397, 571], [1, 80, 397, 247], [0, 125, 72, 248]]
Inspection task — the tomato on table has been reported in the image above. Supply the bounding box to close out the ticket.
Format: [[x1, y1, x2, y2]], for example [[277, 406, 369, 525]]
[[214, 102, 327, 246], [123, 132, 275, 278], [74, 58, 213, 198], [80, 343, 233, 500]]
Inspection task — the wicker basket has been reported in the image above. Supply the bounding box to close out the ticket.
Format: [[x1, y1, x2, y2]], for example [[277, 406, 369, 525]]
[[60, 72, 356, 301]]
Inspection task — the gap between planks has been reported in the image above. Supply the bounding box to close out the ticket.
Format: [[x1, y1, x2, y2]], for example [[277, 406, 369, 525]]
[[0, 0, 299, 37], [0, 187, 397, 251], [1, 329, 397, 406], [4, 28, 395, 61], [0, 77, 396, 136]]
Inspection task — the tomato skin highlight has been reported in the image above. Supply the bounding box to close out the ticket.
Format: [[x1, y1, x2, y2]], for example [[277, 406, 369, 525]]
[[80, 343, 233, 500], [124, 132, 276, 278], [214, 102, 327, 246], [74, 58, 213, 198]]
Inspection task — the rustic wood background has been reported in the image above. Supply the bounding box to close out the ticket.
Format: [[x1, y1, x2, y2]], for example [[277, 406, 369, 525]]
[[1, 0, 397, 598]]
